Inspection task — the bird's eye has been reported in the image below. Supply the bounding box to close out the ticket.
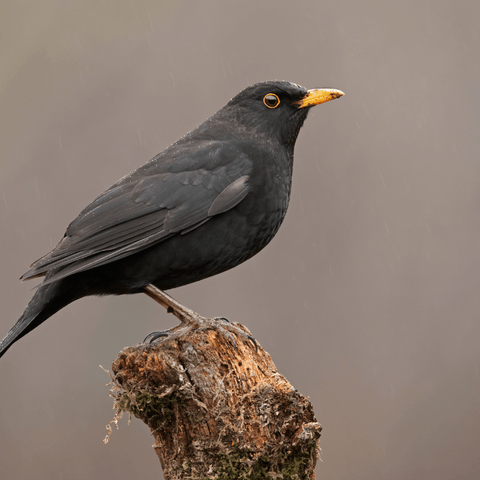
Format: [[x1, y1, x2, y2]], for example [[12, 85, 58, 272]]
[[263, 93, 280, 109]]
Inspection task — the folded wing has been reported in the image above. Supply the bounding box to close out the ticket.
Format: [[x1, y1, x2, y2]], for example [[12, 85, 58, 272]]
[[21, 142, 252, 285]]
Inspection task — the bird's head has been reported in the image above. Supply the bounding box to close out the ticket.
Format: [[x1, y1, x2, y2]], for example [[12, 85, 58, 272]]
[[222, 80, 344, 148]]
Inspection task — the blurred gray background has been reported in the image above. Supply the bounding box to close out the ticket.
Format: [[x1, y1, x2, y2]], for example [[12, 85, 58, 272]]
[[1, 1, 479, 479]]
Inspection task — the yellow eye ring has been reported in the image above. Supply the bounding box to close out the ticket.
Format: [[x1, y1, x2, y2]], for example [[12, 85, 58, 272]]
[[263, 93, 280, 109]]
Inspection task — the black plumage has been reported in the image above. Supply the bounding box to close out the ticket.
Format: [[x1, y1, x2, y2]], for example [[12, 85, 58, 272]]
[[0, 80, 343, 358]]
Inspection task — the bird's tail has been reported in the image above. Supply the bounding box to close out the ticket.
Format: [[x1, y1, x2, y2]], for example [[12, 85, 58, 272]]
[[0, 279, 72, 359]]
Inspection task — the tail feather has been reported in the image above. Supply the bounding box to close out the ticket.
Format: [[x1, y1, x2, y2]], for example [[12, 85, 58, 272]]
[[0, 280, 71, 358], [0, 312, 39, 358]]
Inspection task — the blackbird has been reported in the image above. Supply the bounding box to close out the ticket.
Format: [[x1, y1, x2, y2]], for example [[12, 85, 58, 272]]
[[0, 81, 343, 358]]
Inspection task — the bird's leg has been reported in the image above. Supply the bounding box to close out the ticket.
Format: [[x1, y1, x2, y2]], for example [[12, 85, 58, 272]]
[[142, 284, 257, 351], [143, 284, 199, 324], [142, 284, 201, 343]]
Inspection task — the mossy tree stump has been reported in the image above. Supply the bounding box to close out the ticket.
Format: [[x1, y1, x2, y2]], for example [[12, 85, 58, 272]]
[[105, 320, 322, 479]]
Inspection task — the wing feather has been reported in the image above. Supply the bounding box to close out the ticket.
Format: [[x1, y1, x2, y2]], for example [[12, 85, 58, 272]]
[[22, 141, 253, 284]]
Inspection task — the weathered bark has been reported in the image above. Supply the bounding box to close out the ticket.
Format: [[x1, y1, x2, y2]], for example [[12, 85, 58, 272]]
[[105, 319, 322, 479]]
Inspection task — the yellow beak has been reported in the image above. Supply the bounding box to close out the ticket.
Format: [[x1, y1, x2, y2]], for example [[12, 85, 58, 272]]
[[294, 88, 345, 109]]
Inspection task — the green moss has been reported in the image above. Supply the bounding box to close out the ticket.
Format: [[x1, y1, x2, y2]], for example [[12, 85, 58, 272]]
[[195, 439, 319, 480], [118, 391, 181, 430]]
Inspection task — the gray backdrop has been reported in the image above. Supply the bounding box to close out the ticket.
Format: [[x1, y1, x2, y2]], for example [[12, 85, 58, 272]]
[[1, 1, 479, 479]]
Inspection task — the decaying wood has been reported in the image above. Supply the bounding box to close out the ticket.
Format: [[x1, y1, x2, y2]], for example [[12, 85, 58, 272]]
[[105, 319, 322, 479]]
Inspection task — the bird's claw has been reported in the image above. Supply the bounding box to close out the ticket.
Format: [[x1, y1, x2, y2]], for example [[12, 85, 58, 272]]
[[143, 330, 170, 343], [213, 316, 257, 352], [248, 335, 258, 352]]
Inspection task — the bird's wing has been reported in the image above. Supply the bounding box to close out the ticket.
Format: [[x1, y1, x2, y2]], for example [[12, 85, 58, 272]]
[[22, 142, 252, 284]]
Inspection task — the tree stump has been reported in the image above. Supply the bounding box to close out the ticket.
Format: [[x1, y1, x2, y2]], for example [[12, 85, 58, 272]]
[[105, 320, 322, 479]]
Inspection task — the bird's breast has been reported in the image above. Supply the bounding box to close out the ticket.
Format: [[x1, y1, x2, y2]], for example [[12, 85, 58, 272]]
[[134, 151, 294, 290]]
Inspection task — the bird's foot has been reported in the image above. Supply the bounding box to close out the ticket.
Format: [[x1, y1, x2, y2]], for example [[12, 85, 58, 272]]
[[142, 284, 257, 350], [206, 316, 257, 351], [143, 315, 257, 351], [218, 317, 258, 351]]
